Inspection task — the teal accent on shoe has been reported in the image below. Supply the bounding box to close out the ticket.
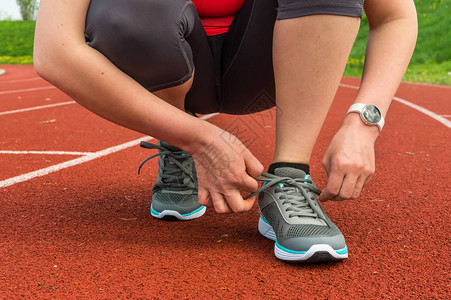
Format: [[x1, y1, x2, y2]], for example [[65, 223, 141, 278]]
[[186, 110, 198, 117], [260, 215, 270, 225], [276, 241, 307, 254], [262, 181, 267, 187], [150, 205, 160, 215], [181, 206, 205, 216], [278, 183, 284, 188], [335, 246, 348, 255]]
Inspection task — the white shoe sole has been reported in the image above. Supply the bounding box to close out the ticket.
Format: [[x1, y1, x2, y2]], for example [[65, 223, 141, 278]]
[[151, 205, 206, 221], [258, 216, 348, 262]]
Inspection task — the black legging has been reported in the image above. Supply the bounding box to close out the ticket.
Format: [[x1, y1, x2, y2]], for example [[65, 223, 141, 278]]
[[85, 0, 363, 114]]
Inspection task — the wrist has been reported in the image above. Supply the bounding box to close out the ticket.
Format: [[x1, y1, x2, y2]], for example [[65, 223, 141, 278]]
[[180, 117, 218, 155], [347, 103, 385, 132], [342, 113, 380, 140]]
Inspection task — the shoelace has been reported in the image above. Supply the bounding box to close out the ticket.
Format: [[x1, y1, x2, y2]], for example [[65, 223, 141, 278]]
[[138, 143, 320, 218], [245, 172, 323, 219], [138, 141, 195, 191]]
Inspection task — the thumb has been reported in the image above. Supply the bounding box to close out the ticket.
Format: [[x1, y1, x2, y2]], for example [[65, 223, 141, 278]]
[[198, 187, 209, 206], [243, 150, 264, 178], [238, 173, 259, 193], [319, 190, 331, 202]]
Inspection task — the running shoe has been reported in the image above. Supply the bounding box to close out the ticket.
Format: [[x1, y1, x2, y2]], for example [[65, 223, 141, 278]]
[[247, 167, 348, 263], [138, 141, 205, 221]]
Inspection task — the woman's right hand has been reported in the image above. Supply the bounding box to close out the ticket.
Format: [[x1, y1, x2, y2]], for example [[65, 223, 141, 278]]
[[189, 126, 263, 213]]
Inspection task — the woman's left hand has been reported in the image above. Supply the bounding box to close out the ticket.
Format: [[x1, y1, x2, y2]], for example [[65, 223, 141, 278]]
[[319, 113, 379, 201]]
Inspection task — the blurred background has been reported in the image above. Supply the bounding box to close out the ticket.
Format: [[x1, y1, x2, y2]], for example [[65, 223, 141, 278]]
[[0, 0, 450, 85]]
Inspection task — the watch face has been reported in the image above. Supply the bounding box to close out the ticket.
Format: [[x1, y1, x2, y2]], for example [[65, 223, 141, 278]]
[[362, 105, 381, 124]]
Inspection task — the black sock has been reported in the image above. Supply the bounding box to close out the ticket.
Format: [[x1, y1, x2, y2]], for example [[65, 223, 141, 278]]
[[268, 162, 310, 175]]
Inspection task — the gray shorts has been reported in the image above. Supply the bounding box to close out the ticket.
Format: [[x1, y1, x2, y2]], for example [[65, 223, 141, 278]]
[[278, 0, 364, 19], [85, 0, 364, 115]]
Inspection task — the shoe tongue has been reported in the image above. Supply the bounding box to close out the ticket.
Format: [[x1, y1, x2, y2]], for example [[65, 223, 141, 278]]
[[273, 167, 307, 179], [159, 140, 182, 152]]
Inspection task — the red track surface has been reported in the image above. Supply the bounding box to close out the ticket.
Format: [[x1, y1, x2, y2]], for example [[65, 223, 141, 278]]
[[0, 65, 450, 298]]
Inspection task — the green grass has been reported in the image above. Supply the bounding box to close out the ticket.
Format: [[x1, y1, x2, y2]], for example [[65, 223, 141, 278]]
[[0, 0, 450, 84], [0, 20, 35, 64], [345, 0, 451, 85]]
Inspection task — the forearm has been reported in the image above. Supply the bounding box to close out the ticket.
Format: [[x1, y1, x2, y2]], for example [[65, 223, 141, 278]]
[[320, 14, 418, 200], [341, 0, 417, 139], [37, 43, 212, 152], [352, 0, 418, 117]]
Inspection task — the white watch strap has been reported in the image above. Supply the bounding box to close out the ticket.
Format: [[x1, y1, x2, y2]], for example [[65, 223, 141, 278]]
[[347, 103, 385, 131], [347, 103, 366, 113], [377, 113, 385, 131]]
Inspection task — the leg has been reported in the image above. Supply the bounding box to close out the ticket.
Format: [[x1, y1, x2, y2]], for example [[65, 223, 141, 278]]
[[273, 14, 360, 164], [255, 1, 364, 263], [85, 0, 216, 112], [153, 74, 194, 110]]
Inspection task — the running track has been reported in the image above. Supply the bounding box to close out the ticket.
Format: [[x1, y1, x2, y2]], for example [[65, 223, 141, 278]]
[[0, 65, 449, 298]]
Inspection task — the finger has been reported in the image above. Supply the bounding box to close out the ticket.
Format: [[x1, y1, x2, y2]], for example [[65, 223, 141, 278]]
[[198, 191, 214, 208], [322, 158, 331, 176], [242, 194, 257, 211], [223, 189, 255, 212], [349, 172, 373, 200], [319, 171, 344, 202], [235, 174, 259, 193], [198, 187, 209, 206], [335, 174, 358, 201], [210, 191, 232, 214], [204, 197, 214, 208], [364, 173, 373, 186], [351, 175, 367, 199], [243, 150, 264, 178], [223, 190, 245, 213]]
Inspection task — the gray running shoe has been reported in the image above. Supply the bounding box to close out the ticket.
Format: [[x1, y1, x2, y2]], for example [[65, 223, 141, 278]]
[[138, 141, 205, 221], [247, 167, 348, 262]]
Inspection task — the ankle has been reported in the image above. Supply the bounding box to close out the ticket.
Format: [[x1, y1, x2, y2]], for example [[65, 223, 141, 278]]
[[272, 152, 311, 167], [268, 162, 310, 175]]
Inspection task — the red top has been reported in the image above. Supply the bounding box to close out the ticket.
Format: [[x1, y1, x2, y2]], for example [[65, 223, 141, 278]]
[[192, 0, 246, 36]]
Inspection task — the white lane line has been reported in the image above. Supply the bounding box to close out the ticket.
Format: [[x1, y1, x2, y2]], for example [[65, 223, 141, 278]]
[[341, 81, 451, 90], [0, 113, 218, 188], [339, 83, 451, 129], [0, 151, 94, 156], [402, 81, 451, 89], [0, 137, 153, 188], [339, 83, 360, 90], [0, 101, 75, 116], [0, 77, 42, 84], [0, 86, 55, 95], [393, 96, 451, 128]]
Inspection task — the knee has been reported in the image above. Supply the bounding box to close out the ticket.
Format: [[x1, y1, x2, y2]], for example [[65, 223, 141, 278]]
[[84, 0, 197, 91]]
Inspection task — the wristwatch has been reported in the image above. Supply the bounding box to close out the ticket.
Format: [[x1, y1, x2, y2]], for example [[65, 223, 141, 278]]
[[347, 103, 385, 132]]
